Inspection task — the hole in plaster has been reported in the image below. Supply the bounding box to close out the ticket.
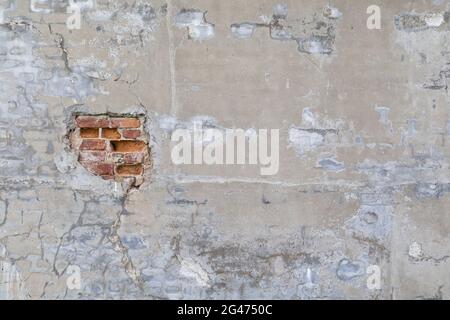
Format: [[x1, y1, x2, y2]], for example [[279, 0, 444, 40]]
[[68, 113, 152, 187]]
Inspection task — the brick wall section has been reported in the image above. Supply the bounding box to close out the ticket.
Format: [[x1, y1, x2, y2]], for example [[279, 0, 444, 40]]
[[71, 115, 150, 181]]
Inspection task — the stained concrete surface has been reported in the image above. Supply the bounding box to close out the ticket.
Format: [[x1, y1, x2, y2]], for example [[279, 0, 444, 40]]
[[0, 0, 450, 299]]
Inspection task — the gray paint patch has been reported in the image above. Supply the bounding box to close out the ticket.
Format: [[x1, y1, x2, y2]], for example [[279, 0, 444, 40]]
[[174, 9, 215, 41], [230, 23, 257, 39], [230, 4, 341, 55], [336, 259, 364, 281], [395, 11, 447, 32], [318, 158, 345, 172]]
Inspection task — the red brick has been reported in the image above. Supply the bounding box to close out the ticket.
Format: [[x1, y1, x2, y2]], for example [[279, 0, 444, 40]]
[[110, 118, 140, 128], [102, 128, 121, 139], [123, 153, 144, 164], [79, 139, 106, 150], [122, 129, 141, 139], [110, 140, 145, 152], [112, 152, 144, 164], [116, 164, 143, 176], [76, 116, 109, 128], [81, 162, 114, 176], [78, 151, 106, 162], [80, 128, 99, 138]]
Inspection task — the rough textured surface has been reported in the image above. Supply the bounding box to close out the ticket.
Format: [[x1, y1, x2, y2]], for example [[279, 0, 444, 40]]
[[0, 0, 450, 300]]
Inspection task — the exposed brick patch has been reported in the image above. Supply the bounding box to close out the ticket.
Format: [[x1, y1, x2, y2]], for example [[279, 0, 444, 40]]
[[70, 114, 151, 184]]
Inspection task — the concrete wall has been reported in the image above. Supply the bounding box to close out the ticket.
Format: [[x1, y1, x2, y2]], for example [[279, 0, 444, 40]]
[[0, 0, 449, 299]]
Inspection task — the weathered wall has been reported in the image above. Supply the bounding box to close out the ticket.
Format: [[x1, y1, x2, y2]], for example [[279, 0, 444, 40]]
[[0, 0, 450, 299]]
